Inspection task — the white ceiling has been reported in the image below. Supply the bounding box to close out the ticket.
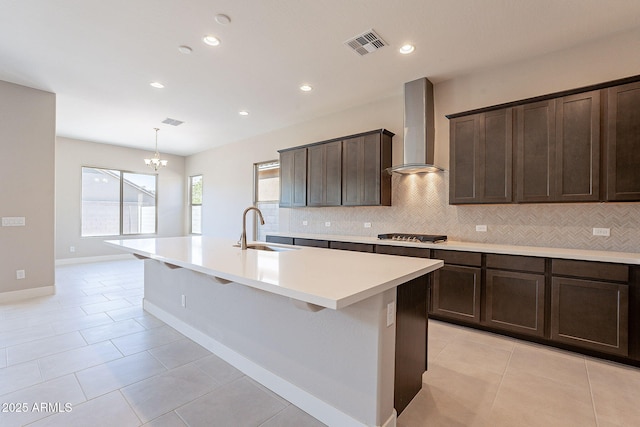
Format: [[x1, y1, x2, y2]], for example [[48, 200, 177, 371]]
[[1, 0, 639, 156]]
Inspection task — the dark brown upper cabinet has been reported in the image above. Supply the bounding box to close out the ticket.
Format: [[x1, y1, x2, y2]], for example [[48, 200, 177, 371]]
[[342, 130, 392, 206], [606, 81, 640, 201], [279, 129, 393, 208], [449, 79, 611, 204], [554, 91, 601, 202], [515, 100, 556, 203], [516, 91, 601, 203], [279, 147, 307, 207], [450, 108, 512, 204], [307, 140, 342, 206]]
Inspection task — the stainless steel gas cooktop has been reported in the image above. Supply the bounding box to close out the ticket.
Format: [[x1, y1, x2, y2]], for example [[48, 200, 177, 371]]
[[377, 233, 447, 243]]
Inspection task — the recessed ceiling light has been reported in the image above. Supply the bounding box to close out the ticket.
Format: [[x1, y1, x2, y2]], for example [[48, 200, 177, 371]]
[[239, 110, 249, 116], [399, 44, 415, 54], [300, 84, 313, 92], [178, 45, 193, 54], [150, 82, 165, 89], [203, 35, 220, 46], [215, 14, 231, 25]]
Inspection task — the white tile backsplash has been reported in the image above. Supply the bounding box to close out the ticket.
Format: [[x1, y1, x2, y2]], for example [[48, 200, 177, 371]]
[[286, 171, 640, 252]]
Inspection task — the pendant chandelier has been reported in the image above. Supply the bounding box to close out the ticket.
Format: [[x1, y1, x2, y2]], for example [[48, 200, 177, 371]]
[[144, 127, 168, 171]]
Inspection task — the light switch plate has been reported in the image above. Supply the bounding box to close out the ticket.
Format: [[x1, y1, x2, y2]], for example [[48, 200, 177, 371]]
[[2, 217, 25, 227]]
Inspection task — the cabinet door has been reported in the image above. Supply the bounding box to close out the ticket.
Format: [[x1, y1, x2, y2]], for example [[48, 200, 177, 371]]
[[431, 265, 481, 323], [485, 270, 545, 337], [450, 109, 512, 204], [279, 148, 307, 207], [555, 91, 601, 202], [481, 108, 513, 203], [606, 82, 640, 201], [307, 141, 342, 206], [515, 100, 556, 202], [342, 132, 391, 206], [551, 277, 628, 356], [449, 115, 480, 203]]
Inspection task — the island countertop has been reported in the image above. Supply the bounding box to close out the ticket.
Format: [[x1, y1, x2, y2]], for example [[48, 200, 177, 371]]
[[105, 236, 443, 310]]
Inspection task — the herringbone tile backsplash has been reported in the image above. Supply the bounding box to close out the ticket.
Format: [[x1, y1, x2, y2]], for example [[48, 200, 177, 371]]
[[286, 172, 640, 253]]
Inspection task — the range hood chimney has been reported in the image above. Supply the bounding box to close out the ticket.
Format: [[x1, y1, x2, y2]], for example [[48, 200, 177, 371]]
[[386, 77, 444, 174]]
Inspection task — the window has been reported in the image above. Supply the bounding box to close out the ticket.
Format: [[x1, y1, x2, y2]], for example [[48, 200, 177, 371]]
[[81, 167, 157, 237], [190, 175, 202, 234], [254, 161, 279, 241]]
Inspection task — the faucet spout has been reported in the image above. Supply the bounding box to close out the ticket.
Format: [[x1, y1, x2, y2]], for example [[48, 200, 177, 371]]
[[240, 206, 265, 250]]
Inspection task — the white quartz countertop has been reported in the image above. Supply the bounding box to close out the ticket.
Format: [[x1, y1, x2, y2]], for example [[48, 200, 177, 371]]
[[267, 232, 640, 265], [105, 236, 443, 310]]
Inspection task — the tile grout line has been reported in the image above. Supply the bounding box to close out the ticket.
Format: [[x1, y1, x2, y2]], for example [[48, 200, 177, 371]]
[[584, 359, 600, 427], [486, 340, 517, 417]]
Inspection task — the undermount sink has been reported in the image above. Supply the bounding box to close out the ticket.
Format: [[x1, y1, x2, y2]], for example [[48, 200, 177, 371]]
[[234, 244, 297, 252]]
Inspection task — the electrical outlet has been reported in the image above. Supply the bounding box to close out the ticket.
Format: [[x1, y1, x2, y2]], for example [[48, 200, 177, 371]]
[[16, 270, 25, 280], [476, 225, 488, 232], [364, 222, 372, 228], [593, 227, 610, 237], [70, 246, 75, 253], [302, 220, 308, 226], [325, 221, 331, 227], [386, 302, 396, 327]]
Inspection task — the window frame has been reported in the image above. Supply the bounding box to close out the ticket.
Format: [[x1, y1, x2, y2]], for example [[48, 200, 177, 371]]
[[253, 160, 280, 240], [189, 174, 203, 235], [81, 166, 158, 238]]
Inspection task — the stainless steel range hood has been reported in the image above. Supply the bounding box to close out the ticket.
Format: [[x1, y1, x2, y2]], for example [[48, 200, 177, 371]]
[[386, 77, 444, 174]]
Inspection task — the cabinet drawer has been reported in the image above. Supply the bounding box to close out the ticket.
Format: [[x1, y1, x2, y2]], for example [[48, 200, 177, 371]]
[[265, 235, 294, 245], [293, 238, 329, 248], [432, 250, 482, 267], [329, 241, 374, 253], [552, 259, 628, 282], [375, 245, 431, 258], [486, 254, 545, 273]]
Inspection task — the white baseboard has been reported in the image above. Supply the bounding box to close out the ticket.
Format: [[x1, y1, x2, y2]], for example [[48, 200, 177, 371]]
[[55, 254, 134, 265], [144, 300, 392, 427], [0, 285, 55, 303]]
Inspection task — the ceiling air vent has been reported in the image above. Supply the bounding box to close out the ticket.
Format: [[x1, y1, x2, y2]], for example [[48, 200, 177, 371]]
[[162, 118, 184, 126], [345, 29, 387, 56]]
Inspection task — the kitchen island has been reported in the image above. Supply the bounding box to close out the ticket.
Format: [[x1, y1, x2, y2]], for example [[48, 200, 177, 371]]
[[105, 236, 443, 427]]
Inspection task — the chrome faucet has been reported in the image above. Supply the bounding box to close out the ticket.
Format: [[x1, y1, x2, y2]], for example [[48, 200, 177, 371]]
[[239, 206, 265, 250]]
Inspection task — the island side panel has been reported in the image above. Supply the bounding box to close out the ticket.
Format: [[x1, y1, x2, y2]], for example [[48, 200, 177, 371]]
[[143, 259, 397, 427]]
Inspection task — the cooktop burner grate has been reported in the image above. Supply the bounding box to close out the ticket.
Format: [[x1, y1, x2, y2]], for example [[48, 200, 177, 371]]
[[377, 233, 447, 243]]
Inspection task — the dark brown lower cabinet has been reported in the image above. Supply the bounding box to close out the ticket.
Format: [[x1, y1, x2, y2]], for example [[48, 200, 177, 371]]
[[292, 238, 329, 248], [328, 241, 374, 252], [394, 274, 428, 415], [265, 235, 293, 245], [485, 269, 545, 337], [431, 264, 481, 323], [551, 277, 629, 356]]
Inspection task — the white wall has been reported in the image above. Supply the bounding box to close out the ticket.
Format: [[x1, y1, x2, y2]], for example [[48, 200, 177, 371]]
[[185, 95, 403, 239], [186, 27, 640, 252], [55, 137, 186, 260], [0, 80, 55, 296]]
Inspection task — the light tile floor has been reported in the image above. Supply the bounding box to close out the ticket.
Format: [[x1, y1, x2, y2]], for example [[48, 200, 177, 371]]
[[2, 259, 640, 427], [398, 319, 640, 427], [0, 259, 326, 427]]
